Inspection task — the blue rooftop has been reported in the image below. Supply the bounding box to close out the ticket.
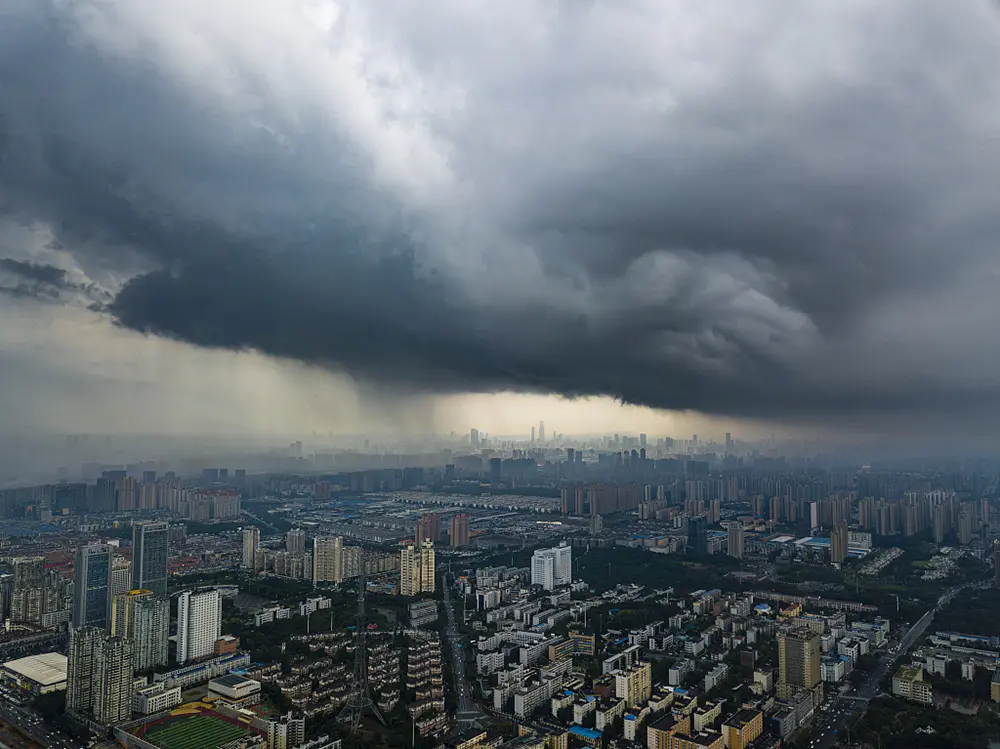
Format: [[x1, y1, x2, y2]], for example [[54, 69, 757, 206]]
[[570, 727, 602, 740]]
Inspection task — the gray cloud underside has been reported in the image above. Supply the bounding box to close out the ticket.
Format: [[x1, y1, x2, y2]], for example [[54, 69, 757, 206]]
[[4, 0, 1000, 423]]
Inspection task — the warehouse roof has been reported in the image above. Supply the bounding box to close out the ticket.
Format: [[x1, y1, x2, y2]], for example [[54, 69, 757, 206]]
[[3, 652, 68, 686]]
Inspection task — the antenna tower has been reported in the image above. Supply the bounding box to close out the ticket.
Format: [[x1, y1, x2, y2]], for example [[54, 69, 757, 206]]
[[338, 575, 386, 730]]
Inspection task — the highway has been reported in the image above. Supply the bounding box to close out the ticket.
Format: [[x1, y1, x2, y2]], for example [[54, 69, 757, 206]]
[[808, 584, 973, 749], [441, 574, 482, 729]]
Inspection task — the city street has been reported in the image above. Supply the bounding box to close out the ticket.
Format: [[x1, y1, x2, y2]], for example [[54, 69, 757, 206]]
[[441, 574, 482, 729], [809, 584, 970, 748]]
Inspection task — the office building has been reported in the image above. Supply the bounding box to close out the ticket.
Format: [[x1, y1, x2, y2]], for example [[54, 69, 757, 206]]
[[268, 713, 306, 749], [313, 537, 344, 585], [531, 544, 572, 591], [727, 522, 744, 559], [72, 544, 113, 630], [243, 526, 260, 568], [93, 635, 134, 725], [830, 524, 848, 566], [400, 540, 435, 597], [111, 590, 169, 671], [176, 588, 222, 664], [778, 628, 821, 700], [132, 521, 169, 597], [66, 627, 103, 715], [686, 516, 708, 555], [286, 528, 306, 556], [449, 514, 470, 547]]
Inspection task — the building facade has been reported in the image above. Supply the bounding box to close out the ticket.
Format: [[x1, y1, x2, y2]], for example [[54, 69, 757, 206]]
[[132, 521, 169, 597], [177, 588, 222, 664]]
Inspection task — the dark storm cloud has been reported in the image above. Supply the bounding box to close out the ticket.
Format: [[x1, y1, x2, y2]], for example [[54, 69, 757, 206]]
[[4, 0, 1000, 423], [0, 258, 109, 305]]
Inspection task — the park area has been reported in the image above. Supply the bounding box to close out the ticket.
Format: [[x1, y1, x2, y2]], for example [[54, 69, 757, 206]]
[[143, 714, 248, 749]]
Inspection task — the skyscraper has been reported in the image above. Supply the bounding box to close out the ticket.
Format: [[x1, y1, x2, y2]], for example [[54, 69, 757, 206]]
[[73, 544, 113, 630], [312, 536, 344, 585], [93, 635, 134, 725], [686, 516, 707, 555], [539, 421, 545, 442], [530, 543, 572, 590], [778, 628, 821, 700], [449, 514, 470, 547], [243, 526, 260, 568], [400, 540, 436, 596], [727, 522, 744, 559], [830, 524, 848, 566], [470, 428, 479, 448], [67, 626, 102, 716], [416, 513, 440, 545], [111, 557, 132, 600], [176, 588, 222, 664], [111, 590, 169, 671], [286, 528, 306, 556], [132, 521, 169, 597]]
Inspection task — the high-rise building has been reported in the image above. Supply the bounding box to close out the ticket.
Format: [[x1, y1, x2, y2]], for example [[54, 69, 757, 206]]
[[449, 514, 470, 547], [400, 540, 436, 596], [727, 522, 744, 559], [286, 528, 306, 556], [132, 521, 169, 597], [94, 635, 134, 725], [67, 626, 103, 716], [994, 549, 1000, 589], [686, 516, 707, 555], [830, 524, 848, 566], [73, 544, 113, 630], [958, 511, 974, 546], [243, 526, 260, 568], [933, 505, 948, 545], [530, 543, 572, 590], [267, 713, 306, 749], [416, 513, 440, 544], [176, 588, 221, 664], [10, 557, 68, 627], [111, 590, 169, 671], [312, 537, 344, 585], [778, 628, 821, 700], [111, 557, 132, 600], [539, 421, 545, 442], [615, 661, 652, 707], [470, 428, 479, 448]]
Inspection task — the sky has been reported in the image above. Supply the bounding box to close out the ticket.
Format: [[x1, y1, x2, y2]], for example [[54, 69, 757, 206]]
[[3, 1, 1000, 443]]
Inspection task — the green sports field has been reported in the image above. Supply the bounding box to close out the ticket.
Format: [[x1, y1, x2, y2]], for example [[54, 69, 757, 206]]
[[145, 714, 247, 749]]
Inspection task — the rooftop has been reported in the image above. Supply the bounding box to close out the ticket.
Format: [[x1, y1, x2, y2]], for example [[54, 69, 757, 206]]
[[210, 673, 257, 688], [3, 652, 68, 686]]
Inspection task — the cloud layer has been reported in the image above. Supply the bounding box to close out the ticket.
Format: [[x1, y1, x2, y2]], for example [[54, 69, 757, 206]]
[[4, 0, 1000, 425]]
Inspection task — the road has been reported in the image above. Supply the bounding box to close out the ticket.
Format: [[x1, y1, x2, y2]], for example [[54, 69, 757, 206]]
[[441, 574, 482, 729], [0, 699, 81, 749], [808, 583, 973, 749]]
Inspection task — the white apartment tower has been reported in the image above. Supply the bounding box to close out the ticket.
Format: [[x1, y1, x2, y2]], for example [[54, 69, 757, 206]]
[[531, 543, 572, 590], [176, 588, 222, 664]]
